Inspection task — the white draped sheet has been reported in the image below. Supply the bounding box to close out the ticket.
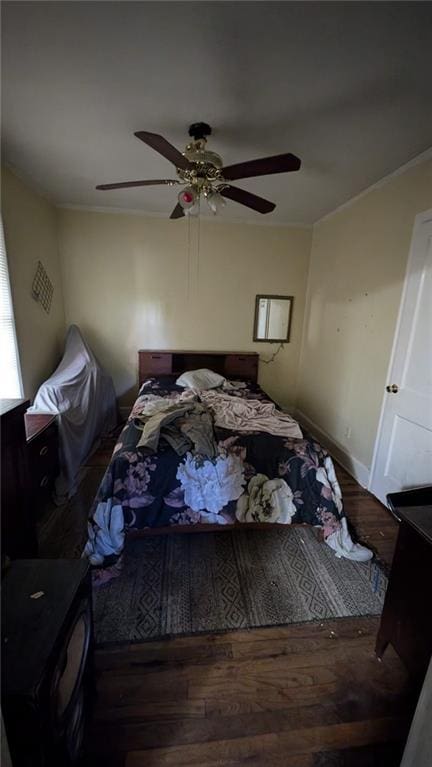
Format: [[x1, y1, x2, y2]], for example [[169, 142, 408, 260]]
[[29, 325, 117, 500]]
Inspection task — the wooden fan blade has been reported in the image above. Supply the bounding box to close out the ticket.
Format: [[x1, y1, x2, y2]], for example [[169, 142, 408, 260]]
[[222, 153, 301, 181], [135, 131, 192, 171], [170, 203, 185, 220], [220, 185, 275, 214], [96, 179, 179, 190]]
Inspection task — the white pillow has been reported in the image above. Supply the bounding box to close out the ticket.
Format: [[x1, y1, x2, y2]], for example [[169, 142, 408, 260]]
[[176, 368, 225, 390]]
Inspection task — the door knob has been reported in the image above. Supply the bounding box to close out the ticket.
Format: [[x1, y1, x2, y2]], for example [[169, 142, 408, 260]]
[[386, 384, 399, 393]]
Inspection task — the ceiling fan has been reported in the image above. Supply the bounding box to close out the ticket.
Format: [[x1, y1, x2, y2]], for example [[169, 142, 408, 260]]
[[96, 122, 301, 219]]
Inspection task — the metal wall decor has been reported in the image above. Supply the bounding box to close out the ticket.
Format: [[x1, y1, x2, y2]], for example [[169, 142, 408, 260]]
[[31, 261, 54, 313]]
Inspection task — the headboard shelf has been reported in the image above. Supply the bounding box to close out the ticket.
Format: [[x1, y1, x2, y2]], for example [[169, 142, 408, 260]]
[[138, 350, 259, 386]]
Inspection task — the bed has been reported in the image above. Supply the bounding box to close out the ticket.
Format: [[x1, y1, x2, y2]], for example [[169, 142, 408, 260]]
[[85, 350, 371, 567]]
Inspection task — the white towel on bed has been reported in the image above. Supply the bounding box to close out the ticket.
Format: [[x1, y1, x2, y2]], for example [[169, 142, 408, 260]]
[[199, 390, 302, 439]]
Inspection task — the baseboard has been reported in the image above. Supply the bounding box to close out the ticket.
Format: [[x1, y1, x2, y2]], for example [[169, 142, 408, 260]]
[[294, 410, 370, 488]]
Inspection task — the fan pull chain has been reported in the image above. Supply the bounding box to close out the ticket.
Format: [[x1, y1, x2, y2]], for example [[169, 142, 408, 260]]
[[187, 214, 191, 300], [196, 199, 201, 285]]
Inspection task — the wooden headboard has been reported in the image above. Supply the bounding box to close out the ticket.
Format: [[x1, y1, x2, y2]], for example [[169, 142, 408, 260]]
[[138, 350, 259, 386]]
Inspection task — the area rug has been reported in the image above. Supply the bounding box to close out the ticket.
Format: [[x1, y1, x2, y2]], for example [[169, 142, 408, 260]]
[[93, 527, 387, 646]]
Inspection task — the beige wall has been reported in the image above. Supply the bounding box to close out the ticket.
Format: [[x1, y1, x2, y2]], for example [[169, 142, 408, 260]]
[[1, 167, 65, 399], [297, 158, 432, 471], [57, 208, 312, 408]]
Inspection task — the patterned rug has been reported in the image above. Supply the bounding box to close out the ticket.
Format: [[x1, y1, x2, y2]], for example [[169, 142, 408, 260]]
[[93, 527, 387, 646]]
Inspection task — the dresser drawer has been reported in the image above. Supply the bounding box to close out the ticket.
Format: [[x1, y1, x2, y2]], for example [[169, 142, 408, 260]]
[[225, 354, 258, 380], [139, 352, 173, 383], [28, 423, 58, 468], [27, 423, 59, 504]]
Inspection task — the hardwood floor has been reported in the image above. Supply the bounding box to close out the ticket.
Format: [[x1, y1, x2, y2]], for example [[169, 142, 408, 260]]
[[74, 455, 413, 766], [87, 616, 413, 766]]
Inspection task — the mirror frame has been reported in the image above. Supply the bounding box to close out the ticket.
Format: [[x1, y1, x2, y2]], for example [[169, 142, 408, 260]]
[[253, 294, 294, 343]]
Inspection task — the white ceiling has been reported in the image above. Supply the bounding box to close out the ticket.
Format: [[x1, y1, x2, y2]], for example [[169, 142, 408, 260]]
[[2, 1, 432, 225]]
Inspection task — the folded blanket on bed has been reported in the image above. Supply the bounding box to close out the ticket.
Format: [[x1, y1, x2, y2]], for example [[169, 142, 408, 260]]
[[199, 390, 303, 439]]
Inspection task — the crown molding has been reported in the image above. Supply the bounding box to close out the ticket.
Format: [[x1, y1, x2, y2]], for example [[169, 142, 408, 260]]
[[56, 203, 312, 230], [315, 146, 432, 225]]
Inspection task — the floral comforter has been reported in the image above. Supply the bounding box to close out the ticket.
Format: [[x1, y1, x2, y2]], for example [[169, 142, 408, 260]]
[[85, 377, 345, 565]]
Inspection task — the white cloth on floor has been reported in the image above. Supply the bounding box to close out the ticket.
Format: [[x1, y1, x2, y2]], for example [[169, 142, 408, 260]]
[[28, 325, 117, 500], [83, 499, 125, 566], [325, 517, 373, 562]]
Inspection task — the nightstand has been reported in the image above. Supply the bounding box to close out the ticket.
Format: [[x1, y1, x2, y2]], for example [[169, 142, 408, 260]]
[[2, 558, 94, 765], [25, 413, 59, 513], [376, 501, 432, 686]]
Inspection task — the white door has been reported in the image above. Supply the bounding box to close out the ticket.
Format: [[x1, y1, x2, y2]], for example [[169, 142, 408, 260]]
[[369, 209, 432, 505]]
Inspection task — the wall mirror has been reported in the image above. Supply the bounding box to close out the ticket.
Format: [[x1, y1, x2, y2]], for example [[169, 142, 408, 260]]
[[253, 295, 293, 342]]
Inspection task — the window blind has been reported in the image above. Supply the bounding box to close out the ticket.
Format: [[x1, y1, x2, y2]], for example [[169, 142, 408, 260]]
[[0, 219, 22, 398]]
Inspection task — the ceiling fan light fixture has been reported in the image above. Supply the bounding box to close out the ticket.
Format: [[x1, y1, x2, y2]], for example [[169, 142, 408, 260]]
[[184, 201, 200, 217], [206, 190, 226, 215], [178, 186, 197, 210]]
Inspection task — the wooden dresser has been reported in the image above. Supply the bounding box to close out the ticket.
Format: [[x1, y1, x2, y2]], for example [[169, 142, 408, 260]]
[[138, 350, 259, 387], [1, 399, 37, 560], [376, 504, 432, 685], [25, 413, 59, 512], [1, 401, 59, 561]]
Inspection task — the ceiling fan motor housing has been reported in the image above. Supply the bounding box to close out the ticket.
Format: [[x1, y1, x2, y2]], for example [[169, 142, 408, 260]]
[[188, 122, 212, 140], [182, 123, 223, 181]]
